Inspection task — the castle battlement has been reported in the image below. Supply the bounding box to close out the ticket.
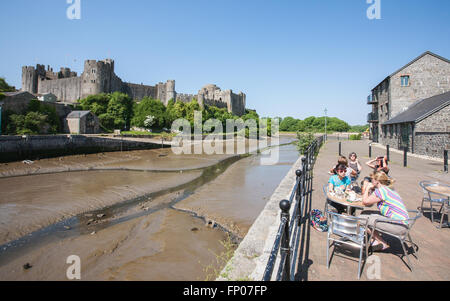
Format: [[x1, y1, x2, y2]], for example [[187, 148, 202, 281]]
[[20, 59, 246, 116]]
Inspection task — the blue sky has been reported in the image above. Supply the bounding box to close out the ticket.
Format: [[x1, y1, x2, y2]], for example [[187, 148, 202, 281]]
[[1, 0, 449, 125]]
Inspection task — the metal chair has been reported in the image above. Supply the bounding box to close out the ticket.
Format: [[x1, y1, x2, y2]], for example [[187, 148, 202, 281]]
[[323, 184, 330, 213], [369, 210, 422, 271], [326, 211, 369, 279], [439, 199, 449, 229], [419, 181, 448, 227]]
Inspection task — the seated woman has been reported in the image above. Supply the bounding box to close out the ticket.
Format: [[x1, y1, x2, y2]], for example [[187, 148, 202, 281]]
[[327, 164, 352, 213], [366, 156, 389, 175], [329, 156, 357, 179], [361, 171, 409, 252], [348, 152, 362, 182]]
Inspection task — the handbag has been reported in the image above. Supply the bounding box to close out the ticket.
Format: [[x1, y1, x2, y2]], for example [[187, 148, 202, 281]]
[[311, 209, 328, 232]]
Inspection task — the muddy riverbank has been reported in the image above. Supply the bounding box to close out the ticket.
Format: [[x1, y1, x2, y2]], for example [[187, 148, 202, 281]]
[[0, 136, 299, 280]]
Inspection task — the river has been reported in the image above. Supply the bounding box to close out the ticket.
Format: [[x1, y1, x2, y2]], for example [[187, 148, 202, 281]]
[[0, 136, 300, 280]]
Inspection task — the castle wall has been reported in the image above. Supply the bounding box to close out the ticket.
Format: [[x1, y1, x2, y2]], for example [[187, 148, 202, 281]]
[[38, 77, 82, 103], [21, 59, 246, 114], [0, 135, 163, 163], [176, 93, 196, 103], [203, 98, 228, 109], [123, 83, 157, 100]]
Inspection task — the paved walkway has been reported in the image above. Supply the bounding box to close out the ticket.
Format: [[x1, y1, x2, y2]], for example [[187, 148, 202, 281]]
[[295, 137, 449, 281]]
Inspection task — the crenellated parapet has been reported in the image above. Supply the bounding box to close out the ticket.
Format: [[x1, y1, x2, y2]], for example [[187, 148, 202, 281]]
[[19, 59, 246, 115], [197, 84, 246, 116]]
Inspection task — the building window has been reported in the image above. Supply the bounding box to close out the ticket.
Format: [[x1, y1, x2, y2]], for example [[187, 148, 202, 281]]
[[401, 75, 410, 87]]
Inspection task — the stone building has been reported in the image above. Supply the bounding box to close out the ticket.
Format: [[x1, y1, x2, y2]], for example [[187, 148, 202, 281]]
[[37, 93, 57, 103], [65, 111, 100, 134], [381, 91, 449, 158], [0, 91, 36, 114], [367, 51, 450, 158], [21, 59, 246, 116]]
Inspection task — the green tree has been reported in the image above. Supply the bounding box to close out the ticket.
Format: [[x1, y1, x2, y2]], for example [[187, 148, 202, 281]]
[[280, 117, 297, 132], [131, 97, 166, 129], [0, 78, 15, 92], [79, 94, 110, 116], [185, 99, 201, 126], [106, 92, 133, 130], [8, 111, 49, 135], [350, 125, 369, 133]]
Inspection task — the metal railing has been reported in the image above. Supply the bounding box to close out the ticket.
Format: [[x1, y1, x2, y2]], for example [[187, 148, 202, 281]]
[[367, 94, 378, 104], [367, 112, 379, 123], [262, 135, 325, 281]]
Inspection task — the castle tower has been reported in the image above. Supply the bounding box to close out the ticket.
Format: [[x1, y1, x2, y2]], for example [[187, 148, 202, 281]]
[[22, 66, 37, 93], [81, 59, 114, 98], [165, 80, 176, 105]]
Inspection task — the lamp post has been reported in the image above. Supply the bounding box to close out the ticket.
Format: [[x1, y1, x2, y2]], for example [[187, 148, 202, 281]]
[[324, 108, 327, 141]]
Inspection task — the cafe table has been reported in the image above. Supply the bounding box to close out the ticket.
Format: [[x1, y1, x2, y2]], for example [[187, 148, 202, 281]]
[[326, 192, 369, 215]]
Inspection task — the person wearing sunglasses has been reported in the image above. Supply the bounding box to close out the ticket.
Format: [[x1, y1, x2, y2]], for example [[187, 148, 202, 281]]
[[366, 156, 389, 175], [328, 164, 352, 213], [329, 156, 357, 179]]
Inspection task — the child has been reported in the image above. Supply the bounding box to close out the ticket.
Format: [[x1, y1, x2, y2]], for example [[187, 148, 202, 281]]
[[348, 152, 362, 181], [329, 156, 357, 179]]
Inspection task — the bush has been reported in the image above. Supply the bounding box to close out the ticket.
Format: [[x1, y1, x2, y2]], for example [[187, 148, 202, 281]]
[[8, 111, 50, 135], [296, 132, 315, 154], [349, 134, 362, 140]]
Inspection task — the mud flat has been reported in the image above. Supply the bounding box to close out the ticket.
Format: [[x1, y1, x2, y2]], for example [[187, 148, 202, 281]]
[[0, 207, 229, 281], [0, 136, 298, 280], [0, 169, 202, 245]]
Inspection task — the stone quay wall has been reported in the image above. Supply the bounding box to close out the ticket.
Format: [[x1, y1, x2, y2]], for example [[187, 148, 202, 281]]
[[0, 135, 161, 163]]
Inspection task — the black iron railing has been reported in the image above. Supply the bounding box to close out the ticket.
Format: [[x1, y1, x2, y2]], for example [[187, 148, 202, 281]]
[[367, 94, 378, 104], [367, 112, 379, 123], [262, 135, 325, 281]]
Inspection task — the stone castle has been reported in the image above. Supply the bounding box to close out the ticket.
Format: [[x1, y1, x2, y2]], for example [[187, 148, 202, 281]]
[[21, 59, 246, 116]]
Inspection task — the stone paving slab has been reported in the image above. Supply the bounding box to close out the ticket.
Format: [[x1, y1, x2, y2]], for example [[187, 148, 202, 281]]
[[300, 138, 450, 281]]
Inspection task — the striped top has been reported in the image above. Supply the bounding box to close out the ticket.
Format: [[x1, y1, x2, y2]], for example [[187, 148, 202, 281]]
[[374, 186, 409, 225]]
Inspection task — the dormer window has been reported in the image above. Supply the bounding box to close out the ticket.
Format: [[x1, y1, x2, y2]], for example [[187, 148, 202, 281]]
[[401, 75, 410, 87]]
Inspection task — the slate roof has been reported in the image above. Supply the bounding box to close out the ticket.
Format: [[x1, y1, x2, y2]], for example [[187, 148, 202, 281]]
[[383, 91, 450, 125], [66, 111, 91, 119], [3, 91, 31, 97]]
